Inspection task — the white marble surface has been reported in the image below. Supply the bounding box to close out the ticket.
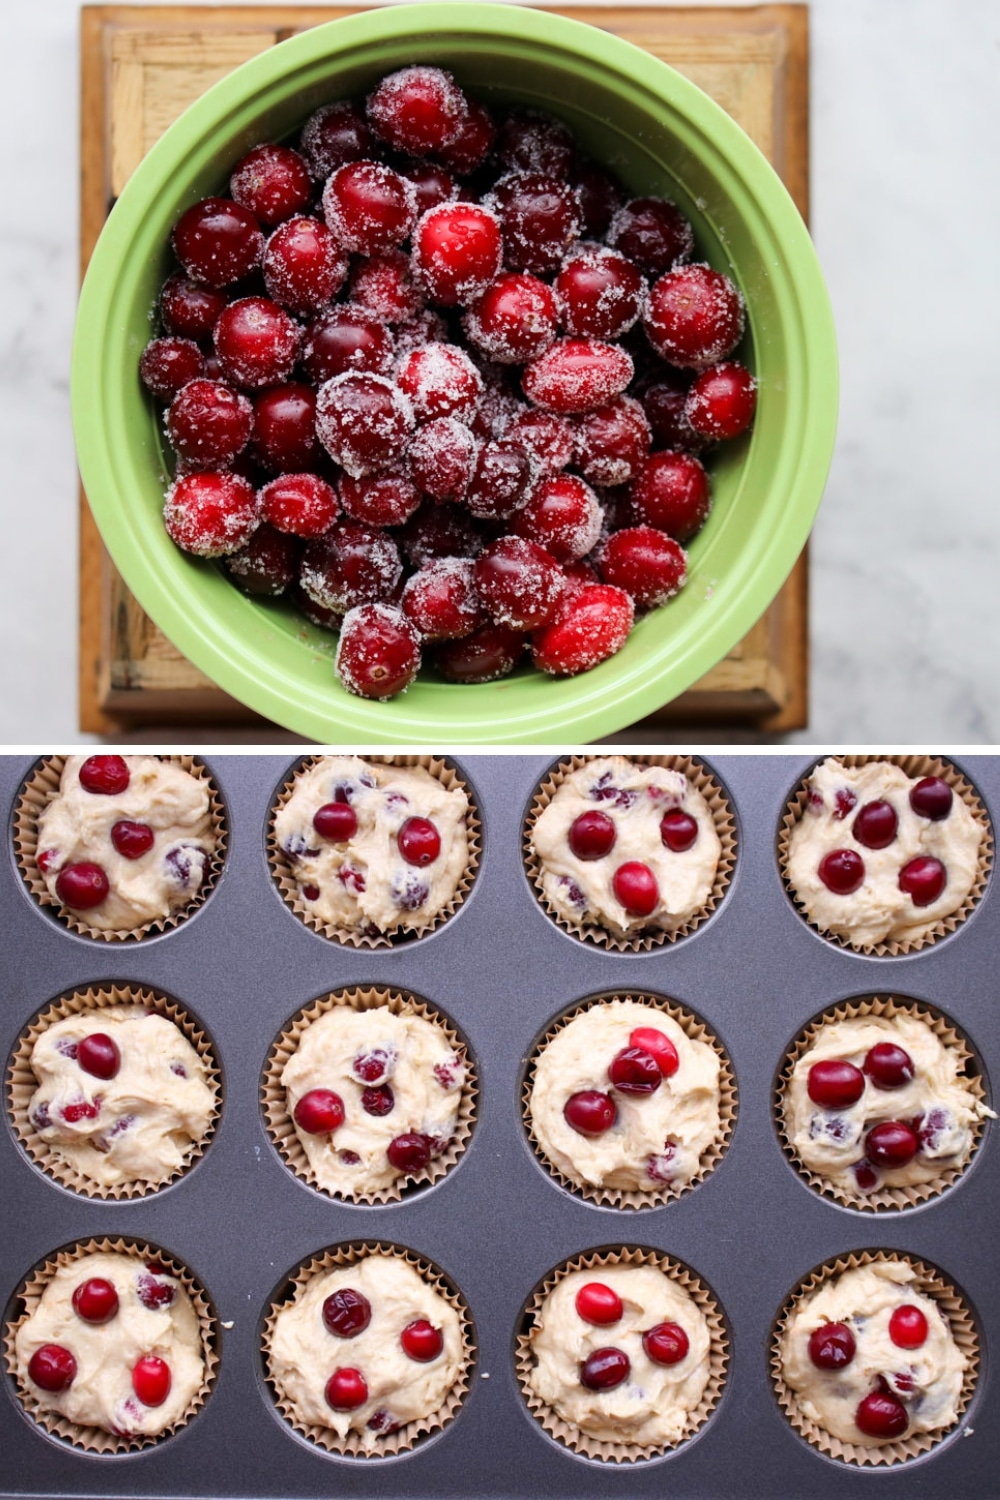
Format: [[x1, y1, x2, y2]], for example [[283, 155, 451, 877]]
[[1, 0, 998, 746]]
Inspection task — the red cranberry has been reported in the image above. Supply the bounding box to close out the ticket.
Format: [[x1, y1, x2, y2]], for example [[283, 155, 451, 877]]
[[252, 384, 317, 474], [438, 98, 496, 173], [889, 1305, 929, 1349], [263, 216, 348, 313], [433, 622, 527, 683], [294, 1088, 345, 1134], [629, 1027, 679, 1077], [497, 109, 574, 177], [465, 441, 533, 522], [909, 777, 953, 821], [139, 337, 204, 402], [166, 379, 252, 468], [135, 1270, 175, 1310], [55, 862, 110, 910], [685, 361, 757, 441], [402, 558, 484, 641], [489, 170, 581, 275], [413, 202, 502, 305], [563, 1089, 617, 1136], [575, 1283, 623, 1325], [77, 1033, 121, 1081], [28, 1345, 77, 1392], [225, 525, 299, 596], [408, 418, 478, 503], [213, 296, 300, 390], [523, 338, 633, 415], [642, 1322, 690, 1365], [660, 810, 699, 852], [336, 602, 421, 699], [570, 161, 623, 237], [398, 163, 457, 220], [504, 409, 574, 475], [808, 1322, 856, 1370], [316, 372, 414, 479], [351, 1048, 395, 1086], [630, 450, 712, 542], [303, 303, 394, 385], [556, 247, 644, 341], [361, 1084, 395, 1116], [898, 856, 947, 906], [579, 1347, 630, 1391], [79, 754, 129, 795], [397, 342, 483, 424], [367, 66, 466, 155], [322, 1287, 372, 1338], [853, 1160, 880, 1193], [260, 473, 338, 539], [568, 809, 616, 861], [474, 537, 565, 630], [300, 100, 373, 180], [864, 1043, 914, 1090], [132, 1355, 171, 1407], [916, 1105, 954, 1154], [398, 816, 442, 865], [512, 475, 603, 563], [646, 1139, 678, 1182], [366, 1406, 401, 1435], [636, 371, 702, 452], [608, 1046, 661, 1094], [348, 249, 424, 326], [386, 1131, 432, 1173], [230, 143, 311, 226], [323, 160, 416, 255], [325, 1367, 368, 1411], [164, 471, 259, 558], [572, 396, 651, 487], [852, 800, 899, 850], [855, 1390, 908, 1440], [532, 583, 633, 677], [866, 1120, 919, 1169], [645, 264, 745, 369], [400, 1317, 444, 1362], [817, 848, 866, 895], [608, 196, 694, 275], [300, 520, 401, 613], [433, 1054, 465, 1091], [172, 197, 263, 288], [807, 1060, 865, 1108], [313, 802, 358, 842], [72, 1278, 119, 1324], [109, 819, 155, 860], [160, 271, 226, 341], [612, 861, 659, 916], [465, 273, 558, 364], [600, 526, 687, 609]]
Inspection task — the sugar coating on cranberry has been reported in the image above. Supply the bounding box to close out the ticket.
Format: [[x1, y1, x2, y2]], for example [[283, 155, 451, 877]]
[[263, 217, 349, 314], [556, 246, 645, 340], [572, 395, 651, 487], [532, 583, 634, 677], [230, 143, 312, 226], [323, 160, 417, 255], [164, 471, 260, 557], [523, 338, 633, 415], [465, 441, 534, 522], [503, 410, 574, 475], [438, 98, 496, 173], [433, 621, 527, 683], [412, 201, 503, 305], [172, 196, 264, 288], [607, 196, 694, 275], [630, 450, 711, 542], [303, 303, 395, 384], [408, 418, 479, 502], [339, 471, 421, 529], [488, 170, 582, 275], [300, 520, 401, 613], [160, 272, 227, 341], [336, 602, 422, 699], [401, 557, 484, 641], [225, 525, 300, 596], [315, 372, 414, 478], [261, 473, 338, 538], [512, 474, 603, 562], [349, 248, 425, 323], [366, 66, 467, 155], [600, 526, 688, 609], [166, 379, 253, 469], [140, 337, 205, 402], [645, 263, 745, 370], [396, 342, 484, 424], [300, 100, 373, 180], [464, 273, 558, 365], [474, 537, 565, 630], [685, 361, 757, 441]]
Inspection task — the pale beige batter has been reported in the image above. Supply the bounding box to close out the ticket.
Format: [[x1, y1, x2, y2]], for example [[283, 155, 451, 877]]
[[268, 1254, 462, 1450], [274, 757, 468, 935], [281, 1004, 466, 1194], [527, 1264, 712, 1447], [780, 1261, 967, 1446], [531, 757, 721, 938], [26, 1006, 216, 1189], [529, 1000, 721, 1193], [786, 1014, 991, 1194], [37, 756, 215, 930], [787, 759, 983, 946], [14, 1250, 205, 1439]]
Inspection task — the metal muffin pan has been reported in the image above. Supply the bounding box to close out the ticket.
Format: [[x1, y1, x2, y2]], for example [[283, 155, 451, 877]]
[[1, 751, 997, 1500]]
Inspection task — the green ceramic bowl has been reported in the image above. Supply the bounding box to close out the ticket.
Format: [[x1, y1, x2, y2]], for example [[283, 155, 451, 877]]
[[73, 2, 837, 745]]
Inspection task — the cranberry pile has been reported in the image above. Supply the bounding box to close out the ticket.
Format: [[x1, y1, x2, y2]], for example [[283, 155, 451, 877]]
[[562, 1022, 682, 1186], [811, 776, 955, 907], [142, 66, 756, 698], [572, 1279, 691, 1393], [806, 1300, 934, 1439]]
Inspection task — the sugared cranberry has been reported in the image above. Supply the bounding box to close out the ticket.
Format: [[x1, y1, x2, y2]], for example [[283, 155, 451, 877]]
[[300, 520, 401, 613], [630, 1027, 679, 1078], [489, 170, 581, 275], [326, 1366, 368, 1411], [855, 1390, 908, 1440], [408, 418, 478, 503], [77, 1033, 121, 1081], [817, 848, 865, 895], [644, 264, 745, 369], [898, 856, 947, 906], [72, 1278, 119, 1324], [386, 1131, 432, 1173], [316, 372, 414, 479], [367, 66, 466, 155], [413, 202, 503, 305], [294, 1088, 345, 1134], [630, 450, 711, 543], [866, 1120, 919, 1169], [612, 860, 659, 916], [213, 296, 301, 390], [808, 1322, 856, 1370], [465, 441, 533, 522], [340, 469, 422, 531], [251, 384, 316, 474], [636, 370, 701, 452], [642, 1322, 690, 1365], [263, 216, 348, 314], [132, 1355, 171, 1407], [159, 271, 226, 341], [571, 161, 623, 238], [110, 819, 155, 860], [474, 537, 565, 630], [139, 337, 205, 402], [433, 622, 527, 683], [807, 1059, 865, 1108], [608, 196, 694, 275], [600, 526, 687, 609], [608, 1046, 661, 1095], [864, 1043, 914, 1090], [28, 1345, 77, 1392], [300, 100, 373, 180], [568, 809, 616, 861], [397, 342, 483, 424], [79, 755, 130, 795], [439, 98, 496, 173], [166, 379, 253, 469], [361, 1083, 395, 1116], [164, 471, 259, 558], [532, 583, 633, 676], [322, 1288, 372, 1338], [556, 247, 645, 341], [303, 303, 395, 385], [572, 396, 651, 487], [323, 160, 416, 255], [660, 810, 699, 852], [852, 800, 899, 850], [563, 1090, 617, 1136], [172, 196, 264, 288], [400, 1318, 444, 1362], [230, 143, 311, 226], [497, 109, 575, 177], [399, 163, 457, 219], [398, 816, 441, 866], [523, 338, 633, 415], [313, 802, 358, 842], [401, 558, 484, 641], [512, 475, 601, 564], [889, 1305, 929, 1349], [575, 1283, 623, 1325], [55, 862, 110, 910], [465, 273, 558, 364], [259, 473, 338, 539], [504, 410, 574, 475], [579, 1347, 630, 1391], [685, 361, 757, 442], [136, 1270, 175, 1310], [336, 603, 422, 699], [909, 777, 953, 821]]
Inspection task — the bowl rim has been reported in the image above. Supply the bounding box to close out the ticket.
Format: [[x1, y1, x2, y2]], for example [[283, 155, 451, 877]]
[[72, 1, 838, 745]]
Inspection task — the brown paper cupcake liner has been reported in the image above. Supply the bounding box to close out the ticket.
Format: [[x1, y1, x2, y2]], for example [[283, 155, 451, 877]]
[[263, 986, 477, 1205], [3, 1234, 219, 1455], [770, 1249, 979, 1467], [6, 983, 221, 1200], [267, 754, 481, 948], [261, 1240, 475, 1458], [13, 755, 228, 942], [523, 754, 737, 952], [515, 1245, 729, 1463], [778, 754, 994, 956], [775, 994, 990, 1213], [522, 992, 736, 1210]]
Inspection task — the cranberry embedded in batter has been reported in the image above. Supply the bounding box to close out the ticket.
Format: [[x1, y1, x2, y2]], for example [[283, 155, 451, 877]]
[[111, 820, 156, 860], [864, 1043, 914, 1090], [563, 1089, 617, 1137], [294, 1088, 346, 1135], [55, 862, 111, 911], [612, 861, 659, 917], [322, 1287, 372, 1338], [817, 848, 865, 896], [361, 1084, 395, 1116], [865, 1120, 919, 1169], [807, 1321, 856, 1370], [132, 1354, 172, 1407], [898, 856, 947, 907], [855, 1389, 908, 1440], [400, 1318, 444, 1362], [77, 1033, 121, 1081], [28, 1344, 77, 1393], [852, 800, 899, 850], [608, 1046, 661, 1095], [579, 1346, 630, 1391], [136, 1270, 175, 1310], [325, 1366, 368, 1411], [806, 1059, 865, 1108], [888, 1305, 928, 1349], [79, 755, 130, 796], [351, 1049, 395, 1085], [629, 1027, 679, 1077], [71, 1278, 119, 1324], [574, 1282, 623, 1325], [313, 802, 358, 842], [660, 810, 699, 852], [397, 816, 441, 866], [642, 1321, 690, 1366], [386, 1131, 433, 1173], [909, 777, 953, 821], [568, 809, 617, 862]]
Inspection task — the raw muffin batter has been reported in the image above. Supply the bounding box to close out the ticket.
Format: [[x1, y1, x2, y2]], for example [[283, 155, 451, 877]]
[[530, 756, 721, 939], [274, 756, 469, 935]]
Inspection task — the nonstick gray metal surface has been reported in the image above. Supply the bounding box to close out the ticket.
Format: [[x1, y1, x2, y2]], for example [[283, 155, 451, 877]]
[[1, 752, 997, 1500]]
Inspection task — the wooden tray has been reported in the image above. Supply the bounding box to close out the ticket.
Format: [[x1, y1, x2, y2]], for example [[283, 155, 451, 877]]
[[79, 3, 810, 737]]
